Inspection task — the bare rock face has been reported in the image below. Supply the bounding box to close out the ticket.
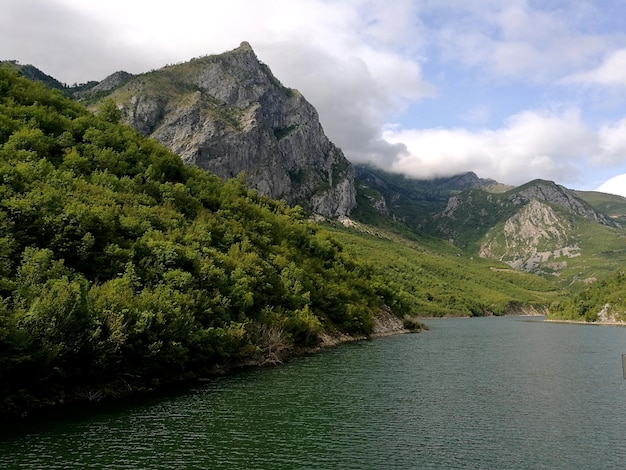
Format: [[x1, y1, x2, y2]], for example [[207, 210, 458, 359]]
[[74, 71, 134, 99], [92, 42, 355, 217], [509, 179, 616, 227], [479, 199, 581, 274]]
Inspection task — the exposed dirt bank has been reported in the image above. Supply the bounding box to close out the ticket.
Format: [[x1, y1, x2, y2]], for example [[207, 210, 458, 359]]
[[505, 304, 548, 316], [315, 307, 409, 348]]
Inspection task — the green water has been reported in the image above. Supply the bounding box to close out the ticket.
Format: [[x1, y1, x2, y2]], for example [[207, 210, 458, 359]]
[[2, 316, 626, 469]]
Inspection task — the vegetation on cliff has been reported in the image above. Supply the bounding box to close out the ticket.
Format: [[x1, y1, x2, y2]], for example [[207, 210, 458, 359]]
[[549, 271, 626, 322], [0, 69, 398, 416]]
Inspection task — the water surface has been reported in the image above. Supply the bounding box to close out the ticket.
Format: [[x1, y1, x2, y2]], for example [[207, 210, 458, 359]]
[[2, 316, 626, 469]]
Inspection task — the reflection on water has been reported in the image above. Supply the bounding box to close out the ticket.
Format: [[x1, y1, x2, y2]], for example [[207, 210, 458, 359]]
[[2, 316, 626, 469]]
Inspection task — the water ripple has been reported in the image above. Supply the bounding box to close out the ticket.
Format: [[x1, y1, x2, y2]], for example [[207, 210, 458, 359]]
[[2, 317, 626, 469]]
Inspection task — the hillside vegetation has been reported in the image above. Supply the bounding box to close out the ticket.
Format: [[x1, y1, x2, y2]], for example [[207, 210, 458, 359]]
[[575, 190, 626, 225], [0, 70, 399, 416], [549, 271, 626, 322], [326, 223, 559, 317]]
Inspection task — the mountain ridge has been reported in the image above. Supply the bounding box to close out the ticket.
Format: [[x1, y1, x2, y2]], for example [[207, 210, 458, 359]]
[[353, 164, 626, 285], [4, 50, 626, 287], [83, 42, 357, 218]]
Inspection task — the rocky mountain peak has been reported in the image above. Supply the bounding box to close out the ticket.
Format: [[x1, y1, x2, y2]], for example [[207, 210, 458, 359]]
[[87, 43, 356, 217], [74, 71, 134, 100], [238, 41, 253, 51], [508, 179, 616, 227]]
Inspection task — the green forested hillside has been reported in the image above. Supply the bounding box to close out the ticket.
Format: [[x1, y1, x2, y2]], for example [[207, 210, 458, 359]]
[[575, 190, 626, 225], [549, 271, 626, 322], [0, 70, 400, 415], [326, 224, 558, 317]]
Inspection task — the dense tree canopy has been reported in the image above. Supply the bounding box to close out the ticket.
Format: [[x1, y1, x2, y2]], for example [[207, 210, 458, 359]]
[[0, 69, 400, 415], [549, 271, 626, 322]]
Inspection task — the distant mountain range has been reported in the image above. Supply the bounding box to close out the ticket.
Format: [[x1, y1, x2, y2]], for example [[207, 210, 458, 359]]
[[4, 44, 626, 287], [354, 164, 626, 286]]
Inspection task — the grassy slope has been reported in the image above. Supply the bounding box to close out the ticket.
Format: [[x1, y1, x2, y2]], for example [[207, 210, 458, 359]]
[[554, 216, 626, 289], [325, 222, 561, 317], [575, 190, 626, 225]]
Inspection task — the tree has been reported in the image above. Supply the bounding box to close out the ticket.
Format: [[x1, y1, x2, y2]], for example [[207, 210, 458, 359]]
[[98, 99, 122, 124]]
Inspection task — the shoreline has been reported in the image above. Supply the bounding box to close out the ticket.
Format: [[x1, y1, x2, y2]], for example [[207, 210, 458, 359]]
[[3, 309, 412, 421], [544, 318, 626, 327]]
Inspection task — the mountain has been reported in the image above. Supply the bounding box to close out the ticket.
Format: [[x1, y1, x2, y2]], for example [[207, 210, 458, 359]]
[[574, 190, 626, 225], [0, 60, 66, 91], [425, 179, 625, 284], [0, 60, 100, 96], [79, 42, 355, 218], [508, 179, 616, 226], [352, 165, 626, 286], [352, 164, 510, 234], [435, 179, 617, 244], [0, 67, 408, 416], [73, 71, 134, 100]]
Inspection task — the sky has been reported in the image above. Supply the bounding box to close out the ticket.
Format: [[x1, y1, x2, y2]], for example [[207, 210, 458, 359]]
[[2, 0, 626, 196]]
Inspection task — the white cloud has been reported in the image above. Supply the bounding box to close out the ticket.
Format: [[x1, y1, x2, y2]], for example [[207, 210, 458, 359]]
[[0, 0, 124, 84], [597, 174, 626, 198], [597, 118, 626, 164], [3, 0, 626, 191], [383, 108, 599, 186], [564, 49, 626, 87], [434, 1, 608, 82]]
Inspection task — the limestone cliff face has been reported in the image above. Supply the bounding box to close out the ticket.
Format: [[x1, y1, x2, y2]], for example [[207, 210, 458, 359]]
[[89, 42, 355, 217], [479, 199, 581, 274]]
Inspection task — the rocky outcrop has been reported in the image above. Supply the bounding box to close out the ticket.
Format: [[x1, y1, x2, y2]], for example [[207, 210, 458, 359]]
[[88, 42, 356, 218], [74, 71, 134, 99], [479, 199, 581, 274], [509, 179, 617, 227]]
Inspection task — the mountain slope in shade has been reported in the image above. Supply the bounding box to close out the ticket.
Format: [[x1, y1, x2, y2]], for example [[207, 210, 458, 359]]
[[352, 166, 625, 285]]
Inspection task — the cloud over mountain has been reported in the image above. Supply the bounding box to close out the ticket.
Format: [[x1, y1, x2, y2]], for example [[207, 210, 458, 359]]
[[3, 0, 626, 195]]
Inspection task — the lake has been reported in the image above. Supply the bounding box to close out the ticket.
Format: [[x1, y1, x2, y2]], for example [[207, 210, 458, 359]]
[[2, 316, 626, 469]]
